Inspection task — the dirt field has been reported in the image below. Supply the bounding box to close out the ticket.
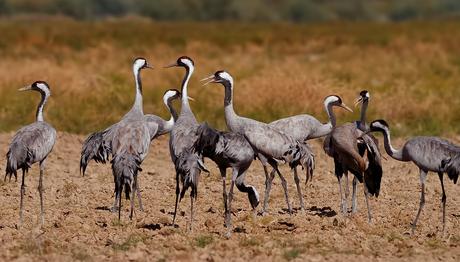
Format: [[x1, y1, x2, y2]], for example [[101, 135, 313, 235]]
[[0, 131, 459, 261]]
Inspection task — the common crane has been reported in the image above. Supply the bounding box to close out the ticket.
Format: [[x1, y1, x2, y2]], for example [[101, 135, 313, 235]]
[[5, 81, 56, 228], [369, 120, 459, 233]]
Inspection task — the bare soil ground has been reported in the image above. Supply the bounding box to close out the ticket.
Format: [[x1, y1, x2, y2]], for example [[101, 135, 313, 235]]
[[0, 132, 459, 261]]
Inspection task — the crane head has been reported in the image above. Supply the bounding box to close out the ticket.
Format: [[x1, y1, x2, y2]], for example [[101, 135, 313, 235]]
[[324, 95, 353, 112], [133, 57, 153, 71], [200, 70, 233, 86], [19, 81, 51, 96], [354, 90, 370, 107], [369, 119, 389, 133], [164, 56, 194, 69]]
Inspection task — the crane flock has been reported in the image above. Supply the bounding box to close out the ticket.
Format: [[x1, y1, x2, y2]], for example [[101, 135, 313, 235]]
[[3, 56, 459, 237]]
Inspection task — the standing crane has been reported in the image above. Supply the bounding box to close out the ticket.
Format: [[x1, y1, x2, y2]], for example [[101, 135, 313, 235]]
[[194, 122, 259, 237], [369, 120, 459, 233], [5, 81, 56, 228], [269, 95, 354, 184], [80, 57, 154, 213], [323, 92, 382, 222], [267, 95, 354, 209], [165, 56, 208, 230], [202, 70, 312, 215]]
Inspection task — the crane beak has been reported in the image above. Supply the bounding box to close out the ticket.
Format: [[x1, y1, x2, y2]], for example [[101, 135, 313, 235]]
[[340, 103, 353, 112], [188, 96, 195, 101], [145, 64, 154, 69], [18, 86, 32, 91], [164, 62, 178, 68], [354, 97, 363, 107], [200, 75, 216, 86]]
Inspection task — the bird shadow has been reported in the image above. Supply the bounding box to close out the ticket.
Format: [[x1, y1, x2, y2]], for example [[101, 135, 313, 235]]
[[95, 206, 112, 212], [307, 206, 337, 217]]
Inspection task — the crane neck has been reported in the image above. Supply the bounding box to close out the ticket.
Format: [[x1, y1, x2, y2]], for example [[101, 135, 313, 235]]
[[181, 66, 194, 109], [132, 66, 144, 115], [36, 89, 50, 122], [325, 102, 336, 128], [223, 80, 238, 125], [359, 100, 368, 130], [380, 128, 405, 161], [165, 96, 179, 125]]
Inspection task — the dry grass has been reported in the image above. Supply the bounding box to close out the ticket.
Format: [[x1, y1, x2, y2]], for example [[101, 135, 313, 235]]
[[0, 18, 460, 137]]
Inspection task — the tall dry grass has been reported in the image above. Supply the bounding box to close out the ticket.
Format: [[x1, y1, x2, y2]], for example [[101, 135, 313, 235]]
[[0, 17, 459, 136]]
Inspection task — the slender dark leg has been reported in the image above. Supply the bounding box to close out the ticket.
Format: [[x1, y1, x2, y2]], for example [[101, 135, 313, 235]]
[[438, 172, 446, 232], [337, 175, 346, 215], [344, 172, 350, 201], [293, 167, 305, 211], [262, 165, 275, 214], [351, 176, 358, 213], [363, 178, 372, 223], [412, 169, 428, 233], [274, 166, 292, 214], [111, 191, 119, 213], [118, 185, 122, 221], [135, 176, 144, 212], [225, 170, 237, 238], [220, 168, 229, 228], [172, 172, 180, 226], [19, 169, 26, 228], [189, 195, 194, 232], [38, 162, 45, 227], [129, 182, 135, 220]]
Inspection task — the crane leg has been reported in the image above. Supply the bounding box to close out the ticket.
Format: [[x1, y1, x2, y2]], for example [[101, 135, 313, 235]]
[[344, 172, 350, 201], [220, 168, 229, 229], [412, 169, 428, 234], [172, 172, 180, 227], [363, 179, 372, 223], [118, 184, 122, 221], [292, 167, 305, 211], [135, 176, 144, 212], [129, 182, 135, 220], [38, 162, 45, 227], [351, 176, 358, 214], [19, 169, 26, 228], [274, 166, 292, 214], [438, 172, 446, 233], [189, 194, 194, 232], [261, 165, 275, 215], [111, 191, 120, 213], [225, 170, 237, 238], [337, 175, 347, 216]]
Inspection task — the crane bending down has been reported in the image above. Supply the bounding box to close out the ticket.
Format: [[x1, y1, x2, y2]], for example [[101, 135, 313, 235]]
[[5, 81, 56, 228], [144, 89, 181, 141], [165, 56, 208, 231], [369, 120, 460, 233], [269, 94, 356, 184], [267, 95, 353, 210], [202, 70, 308, 215], [80, 58, 154, 213], [194, 122, 259, 237], [323, 93, 382, 222]]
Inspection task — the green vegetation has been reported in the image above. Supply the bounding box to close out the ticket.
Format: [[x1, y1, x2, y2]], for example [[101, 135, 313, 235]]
[[0, 19, 459, 137], [194, 234, 213, 248]]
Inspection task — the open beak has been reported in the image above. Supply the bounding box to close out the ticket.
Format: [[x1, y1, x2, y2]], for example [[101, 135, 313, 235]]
[[164, 62, 178, 68], [18, 86, 32, 91], [354, 97, 363, 107], [340, 103, 353, 113], [200, 75, 216, 86]]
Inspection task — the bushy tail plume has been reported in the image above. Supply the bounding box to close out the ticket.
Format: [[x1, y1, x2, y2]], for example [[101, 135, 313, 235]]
[[176, 152, 205, 201], [80, 131, 111, 176], [193, 122, 220, 158], [111, 153, 142, 201], [5, 142, 31, 181], [441, 155, 460, 184]]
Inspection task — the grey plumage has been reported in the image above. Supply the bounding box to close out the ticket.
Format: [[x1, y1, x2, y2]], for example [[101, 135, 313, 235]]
[[323, 91, 381, 222], [144, 89, 181, 140], [369, 119, 460, 233], [166, 56, 206, 230], [80, 57, 154, 216], [203, 70, 307, 214], [5, 81, 56, 228], [194, 122, 258, 237]]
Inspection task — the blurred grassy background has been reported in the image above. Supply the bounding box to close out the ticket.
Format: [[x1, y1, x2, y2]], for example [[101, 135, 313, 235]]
[[0, 18, 459, 136]]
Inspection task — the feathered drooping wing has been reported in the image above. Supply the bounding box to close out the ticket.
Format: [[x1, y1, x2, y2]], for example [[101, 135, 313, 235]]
[[359, 132, 383, 197]]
